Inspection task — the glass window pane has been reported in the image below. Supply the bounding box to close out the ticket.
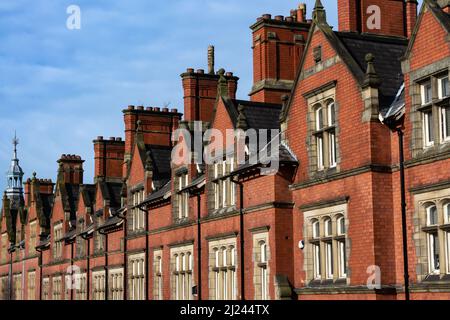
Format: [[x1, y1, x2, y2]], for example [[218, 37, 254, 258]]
[[316, 107, 324, 130]]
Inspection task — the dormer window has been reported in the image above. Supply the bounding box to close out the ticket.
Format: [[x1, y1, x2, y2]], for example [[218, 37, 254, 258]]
[[176, 172, 189, 220], [314, 101, 337, 171], [212, 157, 236, 211]]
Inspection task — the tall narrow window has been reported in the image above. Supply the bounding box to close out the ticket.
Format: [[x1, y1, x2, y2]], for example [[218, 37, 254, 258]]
[[426, 205, 440, 274], [421, 81, 433, 105], [177, 173, 189, 219], [441, 106, 450, 142], [311, 220, 321, 280], [439, 76, 449, 99], [336, 216, 347, 278], [54, 223, 63, 259], [259, 242, 268, 300], [212, 158, 236, 210], [29, 221, 37, 256], [154, 255, 163, 300], [212, 245, 236, 300], [423, 110, 434, 147], [315, 107, 325, 170], [28, 272, 36, 300]]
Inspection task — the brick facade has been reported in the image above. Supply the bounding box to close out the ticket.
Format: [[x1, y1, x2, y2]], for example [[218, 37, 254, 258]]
[[1, 0, 450, 301]]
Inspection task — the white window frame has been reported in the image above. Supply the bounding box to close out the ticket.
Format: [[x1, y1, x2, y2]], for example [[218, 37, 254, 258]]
[[325, 241, 333, 279], [428, 231, 440, 275], [426, 205, 438, 226], [421, 81, 433, 105], [441, 106, 450, 143], [423, 110, 434, 147], [438, 76, 449, 99]]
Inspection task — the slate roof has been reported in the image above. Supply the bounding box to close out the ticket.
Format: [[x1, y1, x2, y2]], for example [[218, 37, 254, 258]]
[[141, 181, 171, 205], [144, 144, 172, 189], [41, 193, 54, 219], [380, 83, 406, 122], [80, 184, 96, 208], [335, 32, 408, 111], [99, 181, 122, 209], [62, 184, 81, 216], [223, 98, 283, 130], [98, 215, 123, 232], [79, 223, 95, 238]]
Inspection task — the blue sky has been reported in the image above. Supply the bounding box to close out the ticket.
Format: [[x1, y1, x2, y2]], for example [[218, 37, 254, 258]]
[[0, 0, 340, 184]]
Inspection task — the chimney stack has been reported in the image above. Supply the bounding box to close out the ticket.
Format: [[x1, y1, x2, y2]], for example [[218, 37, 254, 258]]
[[208, 45, 215, 75], [93, 136, 125, 182], [57, 155, 84, 185]]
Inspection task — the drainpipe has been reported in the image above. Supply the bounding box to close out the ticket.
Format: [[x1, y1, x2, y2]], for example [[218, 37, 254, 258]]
[[196, 194, 202, 301], [35, 244, 44, 301], [397, 128, 410, 300], [70, 241, 74, 300], [231, 180, 245, 301], [8, 248, 13, 300], [117, 210, 127, 300], [86, 237, 90, 300], [138, 206, 149, 300]]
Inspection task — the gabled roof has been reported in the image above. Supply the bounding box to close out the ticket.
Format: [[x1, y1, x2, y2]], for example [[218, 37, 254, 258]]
[[141, 181, 171, 207], [281, 5, 407, 121], [144, 144, 172, 189], [336, 32, 407, 111], [98, 181, 122, 209], [222, 98, 283, 130], [80, 184, 96, 208], [404, 0, 450, 60]]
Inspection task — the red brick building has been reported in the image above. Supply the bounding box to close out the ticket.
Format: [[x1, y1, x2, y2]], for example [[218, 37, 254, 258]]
[[1, 0, 450, 300]]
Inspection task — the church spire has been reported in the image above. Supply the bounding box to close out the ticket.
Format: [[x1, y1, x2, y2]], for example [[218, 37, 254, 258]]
[[6, 131, 24, 202]]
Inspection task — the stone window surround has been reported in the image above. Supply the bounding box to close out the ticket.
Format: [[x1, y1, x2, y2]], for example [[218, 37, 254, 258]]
[[305, 85, 340, 178], [207, 154, 237, 216], [53, 222, 63, 260], [109, 267, 124, 300], [28, 271, 36, 300], [252, 230, 270, 300], [412, 187, 450, 282], [408, 59, 450, 158], [173, 170, 190, 223], [52, 275, 62, 300], [42, 277, 50, 300], [92, 270, 106, 300], [153, 249, 163, 300], [208, 236, 238, 300], [170, 244, 194, 300], [303, 203, 349, 286], [128, 252, 145, 300]]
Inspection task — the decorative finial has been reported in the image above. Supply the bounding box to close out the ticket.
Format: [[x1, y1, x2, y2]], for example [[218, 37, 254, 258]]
[[12, 131, 19, 159], [217, 68, 228, 97], [237, 105, 248, 130], [312, 0, 326, 24], [136, 120, 142, 132], [363, 53, 381, 88]]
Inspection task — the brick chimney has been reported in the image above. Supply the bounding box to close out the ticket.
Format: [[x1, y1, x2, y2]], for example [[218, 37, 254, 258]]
[[57, 155, 84, 185], [338, 0, 412, 37], [250, 4, 311, 104], [93, 136, 125, 182], [406, 1, 418, 38], [123, 105, 182, 167], [181, 47, 239, 123]]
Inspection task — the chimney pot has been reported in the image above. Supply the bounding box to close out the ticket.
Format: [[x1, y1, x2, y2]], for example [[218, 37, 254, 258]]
[[225, 72, 233, 77], [116, 137, 122, 142], [262, 14, 271, 20], [109, 137, 115, 141], [128, 105, 135, 110], [97, 136, 103, 141], [186, 68, 194, 73], [275, 15, 284, 21], [162, 107, 169, 112], [154, 107, 161, 112], [285, 17, 293, 22], [146, 107, 152, 111], [137, 106, 144, 110], [171, 108, 178, 113], [197, 69, 204, 74]]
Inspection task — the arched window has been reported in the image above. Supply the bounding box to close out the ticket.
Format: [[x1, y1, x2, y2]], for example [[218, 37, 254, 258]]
[[444, 202, 450, 224], [260, 241, 267, 263], [315, 105, 324, 130], [312, 220, 320, 239], [426, 204, 438, 226], [327, 101, 336, 126], [324, 217, 332, 237], [337, 215, 345, 235]]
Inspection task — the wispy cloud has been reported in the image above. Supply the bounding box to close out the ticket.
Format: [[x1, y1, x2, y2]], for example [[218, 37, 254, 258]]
[[0, 0, 329, 183]]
